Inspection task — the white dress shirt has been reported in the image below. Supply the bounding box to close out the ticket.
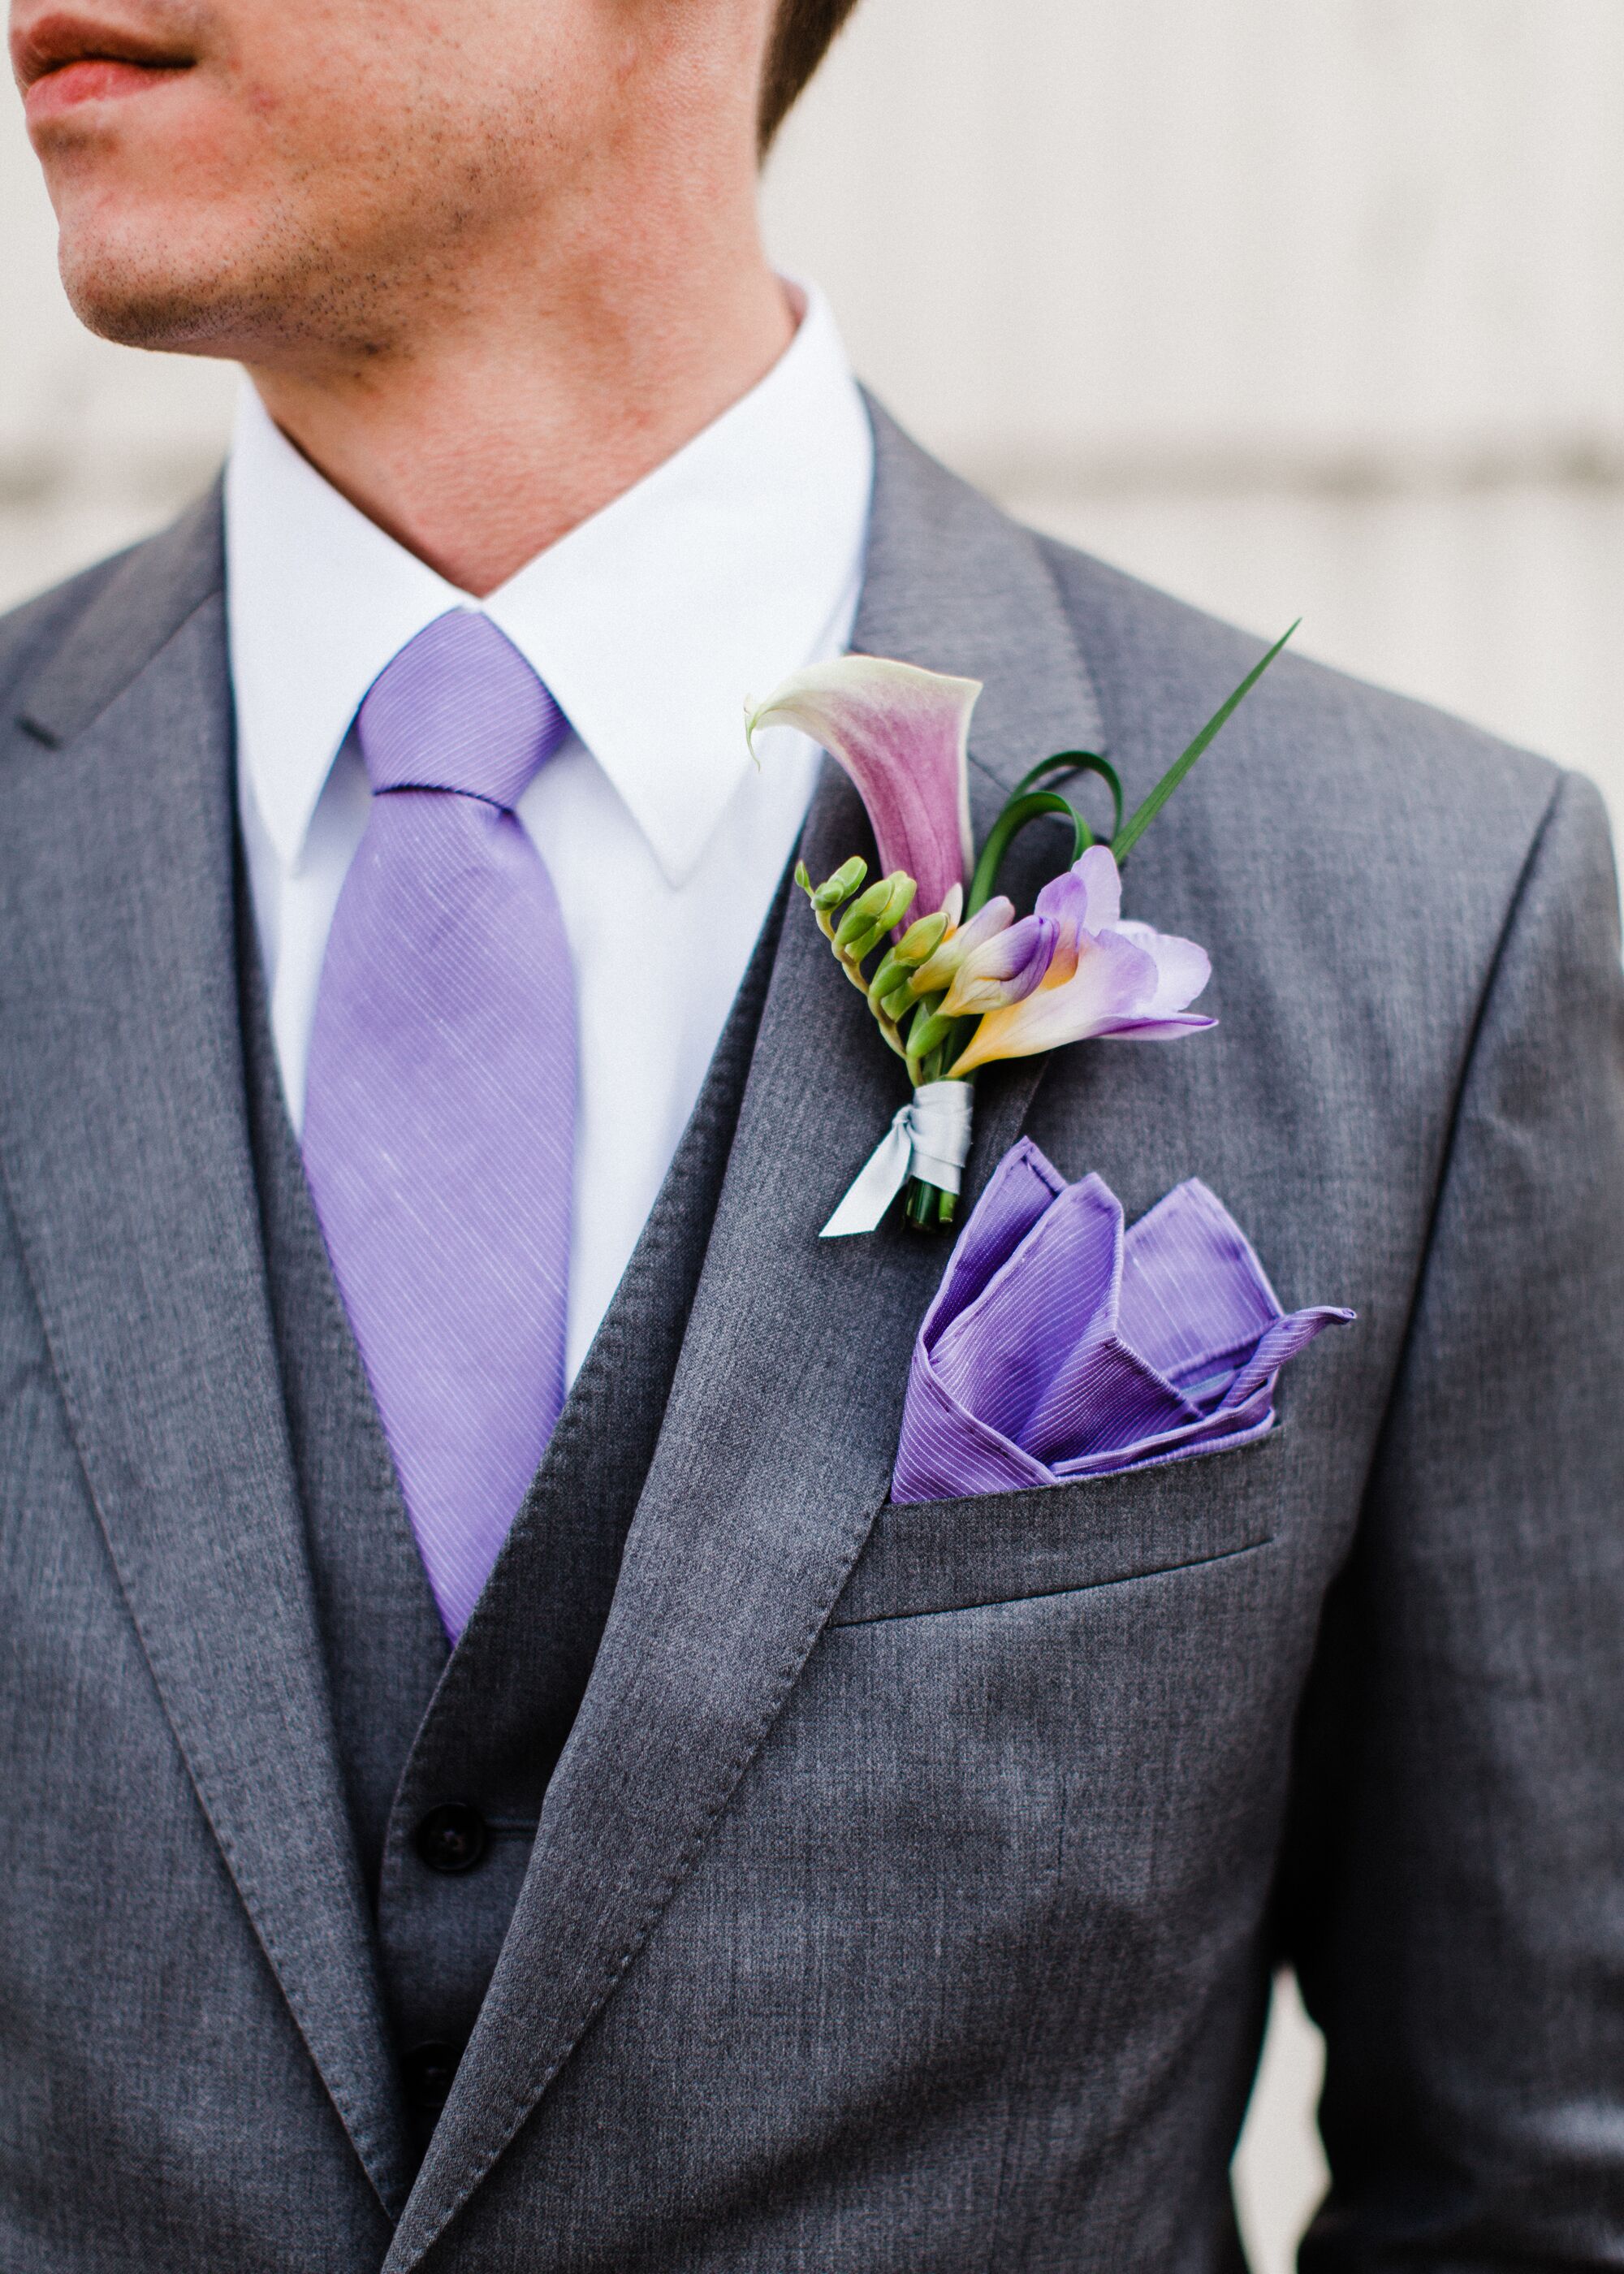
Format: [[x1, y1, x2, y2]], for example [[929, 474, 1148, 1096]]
[[226, 284, 873, 1379]]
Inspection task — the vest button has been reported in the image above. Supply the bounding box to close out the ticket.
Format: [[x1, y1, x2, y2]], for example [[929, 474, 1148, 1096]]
[[414, 1801, 489, 1874], [402, 2039, 461, 2112]]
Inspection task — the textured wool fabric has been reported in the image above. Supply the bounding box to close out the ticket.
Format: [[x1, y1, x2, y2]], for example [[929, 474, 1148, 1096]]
[[302, 612, 574, 1640], [2, 411, 1624, 2274], [891, 1137, 1353, 1503]]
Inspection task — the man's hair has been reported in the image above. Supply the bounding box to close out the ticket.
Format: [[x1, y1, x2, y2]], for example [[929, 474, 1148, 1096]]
[[759, 0, 863, 154]]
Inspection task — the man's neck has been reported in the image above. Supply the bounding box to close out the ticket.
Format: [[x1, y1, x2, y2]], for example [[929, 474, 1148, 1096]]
[[245, 234, 795, 599]]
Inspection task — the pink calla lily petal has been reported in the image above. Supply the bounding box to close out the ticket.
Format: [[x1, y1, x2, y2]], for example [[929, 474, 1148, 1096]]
[[747, 655, 979, 920]]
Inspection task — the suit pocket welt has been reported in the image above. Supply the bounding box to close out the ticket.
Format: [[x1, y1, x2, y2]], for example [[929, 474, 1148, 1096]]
[[829, 1426, 1285, 1625]]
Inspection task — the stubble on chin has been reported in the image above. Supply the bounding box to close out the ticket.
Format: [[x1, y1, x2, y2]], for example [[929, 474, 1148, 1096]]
[[54, 205, 401, 364], [43, 74, 531, 370]]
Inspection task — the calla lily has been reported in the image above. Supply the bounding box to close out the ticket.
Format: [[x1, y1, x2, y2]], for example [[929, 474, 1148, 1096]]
[[941, 914, 1059, 1017], [748, 655, 979, 922], [949, 846, 1213, 1076]]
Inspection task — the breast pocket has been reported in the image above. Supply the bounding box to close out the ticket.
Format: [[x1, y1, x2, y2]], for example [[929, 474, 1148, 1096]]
[[828, 1426, 1286, 1625]]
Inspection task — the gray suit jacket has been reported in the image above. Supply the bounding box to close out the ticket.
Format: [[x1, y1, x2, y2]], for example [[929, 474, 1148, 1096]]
[[1, 406, 1621, 2272]]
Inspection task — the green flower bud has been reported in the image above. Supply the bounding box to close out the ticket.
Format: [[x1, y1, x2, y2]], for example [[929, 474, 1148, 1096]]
[[812, 856, 868, 913], [839, 873, 918, 965], [866, 949, 905, 1003], [878, 871, 918, 929], [892, 908, 951, 967], [834, 871, 906, 945], [907, 1007, 957, 1061], [879, 975, 917, 1021], [833, 878, 895, 949]]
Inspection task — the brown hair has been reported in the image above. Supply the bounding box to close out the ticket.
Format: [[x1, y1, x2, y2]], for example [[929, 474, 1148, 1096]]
[[759, 0, 863, 154]]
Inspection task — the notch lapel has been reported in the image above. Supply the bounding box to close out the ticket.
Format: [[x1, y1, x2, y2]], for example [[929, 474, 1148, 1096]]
[[387, 406, 1105, 2265], [0, 503, 412, 2214]]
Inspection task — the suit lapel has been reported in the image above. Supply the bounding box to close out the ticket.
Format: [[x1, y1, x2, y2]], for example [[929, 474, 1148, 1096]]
[[0, 503, 413, 2215], [844, 400, 1110, 1178], [387, 406, 1105, 2266]]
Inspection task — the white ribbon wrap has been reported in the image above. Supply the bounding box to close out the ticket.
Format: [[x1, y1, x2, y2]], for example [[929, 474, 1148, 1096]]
[[819, 1079, 975, 1239]]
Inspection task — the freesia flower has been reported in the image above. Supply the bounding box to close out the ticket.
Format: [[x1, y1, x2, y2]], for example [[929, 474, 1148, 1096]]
[[949, 845, 1213, 1075], [906, 894, 1013, 996], [941, 914, 1059, 1017], [747, 655, 979, 922]]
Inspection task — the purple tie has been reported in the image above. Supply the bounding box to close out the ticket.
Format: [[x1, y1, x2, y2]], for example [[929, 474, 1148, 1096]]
[[302, 611, 574, 1640]]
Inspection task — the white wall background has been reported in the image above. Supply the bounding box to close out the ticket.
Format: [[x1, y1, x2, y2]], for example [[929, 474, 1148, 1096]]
[[4, 4, 1620, 2265]]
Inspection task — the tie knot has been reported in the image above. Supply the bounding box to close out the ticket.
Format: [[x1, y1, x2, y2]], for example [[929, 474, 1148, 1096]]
[[357, 611, 568, 810]]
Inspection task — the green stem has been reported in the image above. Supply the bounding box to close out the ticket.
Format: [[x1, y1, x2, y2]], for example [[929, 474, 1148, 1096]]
[[903, 1176, 957, 1234]]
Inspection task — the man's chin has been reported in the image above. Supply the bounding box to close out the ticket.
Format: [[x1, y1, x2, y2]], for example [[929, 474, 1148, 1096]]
[[58, 236, 276, 357]]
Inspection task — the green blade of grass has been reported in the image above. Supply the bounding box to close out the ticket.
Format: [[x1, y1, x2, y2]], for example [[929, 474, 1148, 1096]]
[[1111, 621, 1298, 866]]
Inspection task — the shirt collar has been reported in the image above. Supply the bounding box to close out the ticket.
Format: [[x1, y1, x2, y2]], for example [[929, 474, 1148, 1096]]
[[225, 283, 873, 886]]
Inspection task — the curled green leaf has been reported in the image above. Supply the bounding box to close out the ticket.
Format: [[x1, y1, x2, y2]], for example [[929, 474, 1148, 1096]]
[[1010, 750, 1125, 847]]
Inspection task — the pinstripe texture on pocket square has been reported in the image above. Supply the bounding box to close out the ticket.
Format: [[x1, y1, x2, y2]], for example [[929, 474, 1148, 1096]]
[[891, 1139, 1352, 1506]]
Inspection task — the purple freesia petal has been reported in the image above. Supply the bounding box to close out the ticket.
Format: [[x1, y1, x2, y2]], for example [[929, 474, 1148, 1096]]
[[1035, 843, 1125, 982], [949, 926, 1160, 1074], [1093, 1012, 1219, 1040], [942, 914, 1059, 1016], [1110, 919, 1212, 1018], [1031, 875, 1086, 981], [1035, 842, 1122, 938], [952, 843, 1214, 1073], [746, 655, 979, 920]]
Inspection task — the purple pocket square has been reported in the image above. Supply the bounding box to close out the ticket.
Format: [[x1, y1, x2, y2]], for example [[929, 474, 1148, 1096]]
[[891, 1139, 1354, 1506]]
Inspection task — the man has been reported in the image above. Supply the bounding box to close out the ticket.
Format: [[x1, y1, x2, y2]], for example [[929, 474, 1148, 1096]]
[[2, 0, 1622, 2266]]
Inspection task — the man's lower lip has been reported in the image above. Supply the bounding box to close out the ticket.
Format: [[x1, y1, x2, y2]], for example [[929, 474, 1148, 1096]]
[[24, 56, 186, 122]]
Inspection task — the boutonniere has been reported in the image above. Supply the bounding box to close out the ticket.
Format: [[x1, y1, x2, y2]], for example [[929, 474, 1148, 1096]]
[[746, 625, 1295, 1236]]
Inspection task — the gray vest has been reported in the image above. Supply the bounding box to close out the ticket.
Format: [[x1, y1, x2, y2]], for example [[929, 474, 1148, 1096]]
[[240, 866, 784, 2156]]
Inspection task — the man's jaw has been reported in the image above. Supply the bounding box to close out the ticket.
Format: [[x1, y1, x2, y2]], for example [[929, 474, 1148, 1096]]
[[12, 7, 197, 124]]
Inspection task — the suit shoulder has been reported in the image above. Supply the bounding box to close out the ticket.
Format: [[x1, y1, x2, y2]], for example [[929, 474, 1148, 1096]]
[[0, 489, 223, 754], [1031, 529, 1566, 849], [0, 548, 138, 713]]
